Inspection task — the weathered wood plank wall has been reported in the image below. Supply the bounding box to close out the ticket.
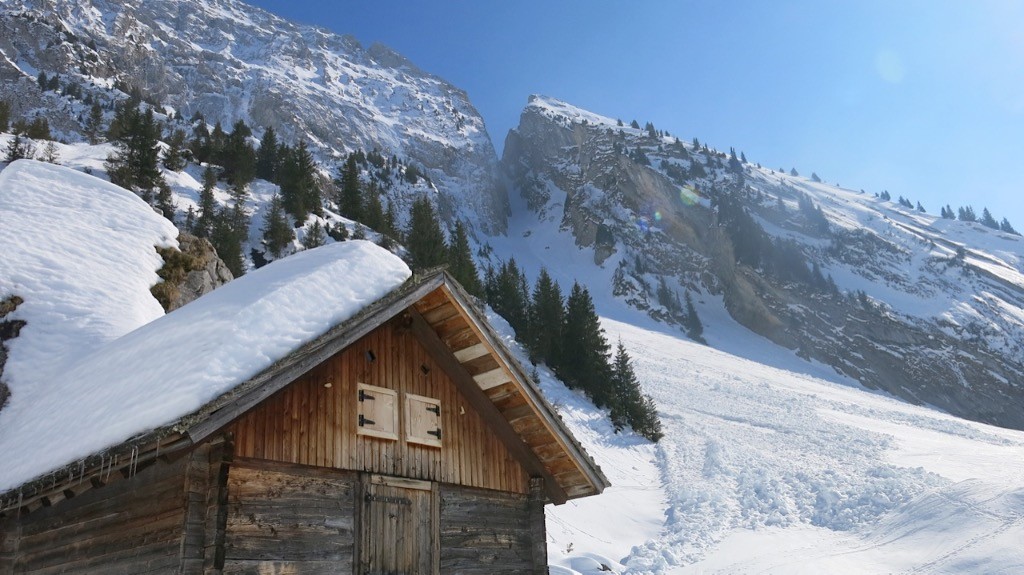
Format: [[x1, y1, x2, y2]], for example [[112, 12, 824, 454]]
[[5, 457, 188, 574], [439, 484, 537, 574], [221, 459, 357, 575], [230, 320, 530, 494]]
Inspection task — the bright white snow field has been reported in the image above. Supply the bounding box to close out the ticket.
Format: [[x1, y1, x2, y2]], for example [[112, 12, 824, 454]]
[[529, 316, 1024, 575], [0, 160, 411, 491]]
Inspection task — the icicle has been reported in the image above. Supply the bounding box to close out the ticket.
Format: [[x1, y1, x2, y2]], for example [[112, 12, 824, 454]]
[[79, 460, 85, 485], [129, 445, 139, 477]]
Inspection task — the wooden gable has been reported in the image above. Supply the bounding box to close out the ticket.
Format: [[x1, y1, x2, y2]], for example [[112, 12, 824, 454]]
[[229, 316, 531, 494]]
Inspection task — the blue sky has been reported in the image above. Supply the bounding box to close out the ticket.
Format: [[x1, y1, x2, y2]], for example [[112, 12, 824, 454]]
[[248, 0, 1024, 229]]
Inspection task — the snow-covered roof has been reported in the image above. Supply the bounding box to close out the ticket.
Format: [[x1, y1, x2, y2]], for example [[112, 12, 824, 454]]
[[0, 161, 411, 491]]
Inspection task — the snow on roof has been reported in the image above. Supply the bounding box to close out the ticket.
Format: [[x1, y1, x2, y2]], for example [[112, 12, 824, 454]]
[[0, 160, 411, 491]]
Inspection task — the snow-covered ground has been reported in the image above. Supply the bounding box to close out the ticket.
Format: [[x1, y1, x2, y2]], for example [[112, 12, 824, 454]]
[[535, 316, 1024, 574]]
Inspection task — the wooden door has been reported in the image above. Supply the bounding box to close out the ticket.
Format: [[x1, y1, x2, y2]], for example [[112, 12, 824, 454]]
[[359, 476, 438, 575]]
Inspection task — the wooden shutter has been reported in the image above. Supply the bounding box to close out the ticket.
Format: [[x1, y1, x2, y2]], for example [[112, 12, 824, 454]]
[[357, 383, 398, 441], [405, 393, 442, 448]]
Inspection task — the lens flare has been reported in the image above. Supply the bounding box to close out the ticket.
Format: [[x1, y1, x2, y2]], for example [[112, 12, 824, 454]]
[[680, 185, 699, 205], [654, 211, 662, 221]]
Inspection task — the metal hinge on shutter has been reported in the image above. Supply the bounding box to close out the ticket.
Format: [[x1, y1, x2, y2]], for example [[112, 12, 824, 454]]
[[425, 404, 440, 416], [427, 428, 441, 440], [359, 389, 375, 401], [359, 414, 376, 427]]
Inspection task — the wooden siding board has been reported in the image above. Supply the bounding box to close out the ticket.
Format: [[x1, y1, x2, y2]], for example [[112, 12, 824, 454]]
[[9, 457, 188, 574], [223, 464, 356, 569], [229, 319, 532, 496], [439, 484, 537, 574]]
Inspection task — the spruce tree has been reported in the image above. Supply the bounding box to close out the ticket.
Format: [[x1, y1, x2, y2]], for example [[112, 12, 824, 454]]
[[363, 181, 385, 232], [262, 194, 293, 258], [279, 141, 321, 221], [5, 133, 34, 162], [84, 102, 103, 144], [162, 128, 188, 171], [211, 203, 247, 277], [561, 282, 613, 407], [338, 153, 363, 220], [255, 127, 280, 181], [446, 220, 482, 296], [302, 220, 326, 249], [486, 259, 530, 338], [0, 100, 9, 133], [528, 268, 564, 365], [105, 107, 163, 198], [1001, 218, 1020, 235], [980, 208, 999, 229], [404, 195, 447, 271], [221, 120, 256, 187], [194, 166, 219, 239], [683, 291, 706, 343], [609, 342, 662, 441]]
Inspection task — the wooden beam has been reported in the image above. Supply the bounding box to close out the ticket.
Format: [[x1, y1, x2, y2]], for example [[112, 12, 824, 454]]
[[452, 342, 488, 363], [473, 368, 512, 390], [407, 308, 568, 504], [439, 281, 610, 498]]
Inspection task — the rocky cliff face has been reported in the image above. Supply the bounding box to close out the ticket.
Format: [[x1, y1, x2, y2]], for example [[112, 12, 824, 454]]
[[0, 0, 507, 233], [502, 96, 1024, 429]]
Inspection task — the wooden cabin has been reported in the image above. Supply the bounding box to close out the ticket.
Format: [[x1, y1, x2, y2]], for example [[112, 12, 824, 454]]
[[0, 270, 608, 574]]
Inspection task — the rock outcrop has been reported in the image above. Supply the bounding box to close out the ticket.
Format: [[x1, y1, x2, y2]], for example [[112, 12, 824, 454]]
[[152, 233, 234, 313]]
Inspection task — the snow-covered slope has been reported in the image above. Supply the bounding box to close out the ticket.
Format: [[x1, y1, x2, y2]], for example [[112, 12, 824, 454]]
[[0, 0, 507, 232], [539, 316, 1024, 574], [500, 94, 1024, 430]]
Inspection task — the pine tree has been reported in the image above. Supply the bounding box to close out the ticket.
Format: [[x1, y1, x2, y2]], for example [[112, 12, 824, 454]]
[[262, 194, 293, 258], [278, 141, 321, 221], [609, 342, 662, 441], [4, 133, 34, 162], [211, 202, 247, 277], [25, 117, 51, 140], [1000, 218, 1020, 235], [958, 206, 977, 222], [302, 220, 326, 249], [362, 181, 385, 232], [337, 153, 363, 220], [0, 100, 9, 133], [980, 208, 999, 229], [255, 127, 279, 181], [155, 181, 175, 221], [162, 128, 188, 171], [528, 268, 564, 365], [105, 107, 163, 198], [82, 102, 103, 145], [446, 220, 481, 296], [221, 120, 256, 187], [40, 141, 60, 164], [560, 282, 613, 407], [405, 195, 447, 271], [486, 259, 530, 338], [194, 166, 219, 239], [683, 291, 705, 344]]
